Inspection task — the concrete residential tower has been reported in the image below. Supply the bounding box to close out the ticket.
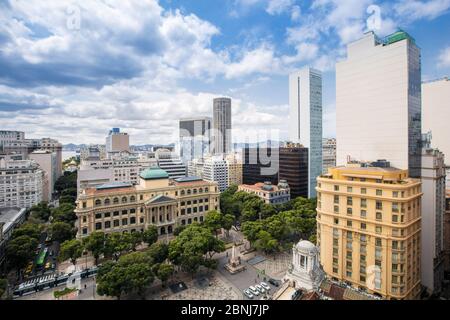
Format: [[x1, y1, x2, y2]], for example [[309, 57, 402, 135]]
[[213, 97, 232, 155], [289, 67, 322, 198], [336, 31, 422, 177]]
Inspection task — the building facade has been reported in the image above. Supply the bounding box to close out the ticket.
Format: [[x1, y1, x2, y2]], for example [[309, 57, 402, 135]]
[[179, 117, 212, 164], [419, 145, 446, 293], [106, 128, 130, 158], [323, 138, 336, 173], [289, 67, 323, 198], [29, 150, 57, 201], [212, 97, 232, 155], [316, 163, 422, 299], [74, 167, 220, 238], [422, 77, 450, 167], [0, 208, 27, 268], [444, 191, 450, 273], [0, 159, 46, 208], [279, 145, 309, 199], [155, 149, 186, 179], [77, 157, 156, 192], [238, 180, 290, 205], [242, 146, 279, 186], [226, 153, 243, 187], [336, 31, 422, 178]]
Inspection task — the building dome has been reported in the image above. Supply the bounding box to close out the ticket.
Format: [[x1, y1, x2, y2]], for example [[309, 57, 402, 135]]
[[139, 167, 169, 180], [295, 240, 318, 254]]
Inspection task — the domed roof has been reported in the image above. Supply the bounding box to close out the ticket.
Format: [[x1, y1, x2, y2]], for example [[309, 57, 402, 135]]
[[295, 240, 318, 253], [139, 167, 169, 180]]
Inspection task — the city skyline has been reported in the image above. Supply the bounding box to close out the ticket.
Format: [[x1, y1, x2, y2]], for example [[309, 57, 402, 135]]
[[1, 1, 450, 145]]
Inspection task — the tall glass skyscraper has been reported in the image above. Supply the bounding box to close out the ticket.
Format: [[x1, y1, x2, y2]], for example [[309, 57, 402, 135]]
[[336, 31, 422, 177], [289, 67, 323, 198], [179, 117, 211, 163]]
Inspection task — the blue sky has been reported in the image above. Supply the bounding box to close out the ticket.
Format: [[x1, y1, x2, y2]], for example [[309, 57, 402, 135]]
[[0, 0, 449, 145]]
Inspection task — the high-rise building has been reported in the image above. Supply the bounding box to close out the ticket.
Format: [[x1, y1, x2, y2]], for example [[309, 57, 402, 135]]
[[419, 135, 446, 294], [80, 144, 107, 161], [444, 192, 450, 274], [242, 146, 279, 186], [106, 128, 130, 158], [225, 153, 243, 187], [0, 131, 25, 151], [29, 150, 58, 201], [179, 117, 212, 163], [74, 167, 220, 238], [213, 97, 232, 155], [336, 31, 422, 177], [155, 149, 186, 179], [39, 138, 63, 179], [201, 156, 229, 192], [0, 159, 46, 208], [279, 144, 309, 199], [422, 77, 450, 189], [289, 67, 322, 198], [322, 138, 336, 173], [316, 162, 422, 299]]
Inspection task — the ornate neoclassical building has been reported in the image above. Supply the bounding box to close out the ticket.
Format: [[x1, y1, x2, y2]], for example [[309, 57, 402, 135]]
[[74, 167, 220, 238]]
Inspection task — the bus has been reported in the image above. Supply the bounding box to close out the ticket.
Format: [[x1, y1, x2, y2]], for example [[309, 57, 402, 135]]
[[35, 248, 48, 268]]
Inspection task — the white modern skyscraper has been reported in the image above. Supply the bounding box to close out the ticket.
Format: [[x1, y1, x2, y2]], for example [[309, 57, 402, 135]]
[[213, 97, 232, 155], [179, 117, 212, 164], [289, 67, 322, 198], [336, 31, 422, 177]]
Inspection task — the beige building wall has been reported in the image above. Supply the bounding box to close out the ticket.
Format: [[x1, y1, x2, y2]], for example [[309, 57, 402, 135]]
[[316, 165, 422, 299], [422, 78, 450, 166]]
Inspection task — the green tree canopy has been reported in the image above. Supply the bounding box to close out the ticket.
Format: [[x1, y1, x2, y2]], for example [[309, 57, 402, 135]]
[[59, 239, 83, 265], [48, 221, 76, 243], [11, 223, 42, 241], [6, 235, 38, 270], [82, 232, 107, 265], [142, 226, 158, 246]]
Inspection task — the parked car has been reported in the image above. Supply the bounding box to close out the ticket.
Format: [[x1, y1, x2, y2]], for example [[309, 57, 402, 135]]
[[249, 286, 260, 296], [243, 289, 254, 299], [255, 284, 265, 293], [260, 282, 271, 291], [268, 278, 280, 287]]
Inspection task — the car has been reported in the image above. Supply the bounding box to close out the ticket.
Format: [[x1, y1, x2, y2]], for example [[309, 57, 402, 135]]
[[51, 263, 56, 269], [45, 262, 51, 270], [260, 282, 271, 291], [268, 278, 280, 287], [243, 289, 254, 299], [249, 286, 260, 296], [255, 284, 265, 293]]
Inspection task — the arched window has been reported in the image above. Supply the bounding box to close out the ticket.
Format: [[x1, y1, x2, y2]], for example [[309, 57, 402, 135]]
[[199, 188, 203, 193], [95, 199, 101, 206], [130, 196, 136, 202], [188, 218, 192, 224], [113, 197, 119, 204], [200, 216, 204, 222], [104, 198, 110, 205], [181, 190, 185, 196], [168, 226, 173, 234], [160, 227, 166, 235], [122, 197, 128, 203]]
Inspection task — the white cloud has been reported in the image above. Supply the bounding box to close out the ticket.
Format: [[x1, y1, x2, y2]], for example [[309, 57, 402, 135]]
[[290, 5, 302, 21], [438, 46, 450, 67], [266, 0, 294, 15], [395, 0, 450, 21]]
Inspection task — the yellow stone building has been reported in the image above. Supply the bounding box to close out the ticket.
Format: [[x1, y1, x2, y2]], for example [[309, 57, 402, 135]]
[[316, 163, 422, 299], [74, 167, 220, 238]]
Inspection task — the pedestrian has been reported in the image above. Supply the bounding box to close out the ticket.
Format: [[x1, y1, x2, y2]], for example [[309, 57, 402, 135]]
[[84, 284, 87, 289]]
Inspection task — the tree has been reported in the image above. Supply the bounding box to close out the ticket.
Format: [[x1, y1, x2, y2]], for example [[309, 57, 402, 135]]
[[11, 223, 42, 241], [156, 263, 174, 286], [254, 230, 279, 254], [54, 171, 77, 194], [59, 195, 76, 205], [6, 235, 38, 271], [59, 239, 83, 267], [48, 222, 76, 243], [204, 210, 223, 237], [51, 203, 76, 223], [147, 242, 169, 264], [97, 252, 154, 300], [142, 226, 158, 246], [104, 233, 132, 260], [82, 232, 107, 265], [222, 214, 235, 237], [0, 278, 7, 299], [173, 225, 186, 236], [122, 232, 142, 251], [168, 224, 224, 276], [29, 202, 52, 221]]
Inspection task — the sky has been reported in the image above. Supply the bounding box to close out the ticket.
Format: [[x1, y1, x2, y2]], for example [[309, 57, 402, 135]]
[[1, 0, 450, 145]]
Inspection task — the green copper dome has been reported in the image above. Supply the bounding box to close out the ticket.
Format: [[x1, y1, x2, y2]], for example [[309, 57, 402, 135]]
[[139, 167, 169, 180]]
